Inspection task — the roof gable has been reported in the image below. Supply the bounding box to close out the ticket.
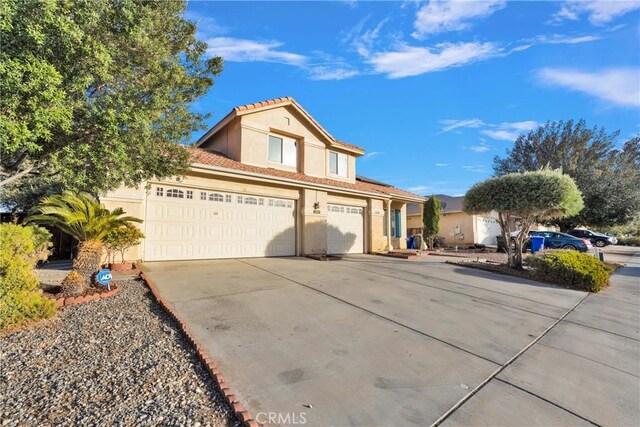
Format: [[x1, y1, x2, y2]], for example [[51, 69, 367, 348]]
[[196, 97, 365, 156]]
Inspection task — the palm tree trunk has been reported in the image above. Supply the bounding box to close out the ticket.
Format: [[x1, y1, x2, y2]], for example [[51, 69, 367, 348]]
[[73, 240, 104, 286]]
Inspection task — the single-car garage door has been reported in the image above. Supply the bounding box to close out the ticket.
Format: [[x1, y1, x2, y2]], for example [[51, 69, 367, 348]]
[[327, 204, 364, 254], [144, 185, 296, 261]]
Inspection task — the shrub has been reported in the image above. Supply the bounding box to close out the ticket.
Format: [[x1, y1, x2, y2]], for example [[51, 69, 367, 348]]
[[617, 237, 640, 247], [0, 224, 57, 331], [527, 250, 614, 292], [105, 225, 145, 263]]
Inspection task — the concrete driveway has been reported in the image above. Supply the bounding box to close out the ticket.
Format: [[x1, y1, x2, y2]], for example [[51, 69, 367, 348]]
[[142, 253, 639, 426]]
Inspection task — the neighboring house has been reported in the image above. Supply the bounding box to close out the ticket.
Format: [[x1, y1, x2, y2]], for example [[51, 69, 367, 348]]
[[407, 195, 559, 247], [102, 97, 424, 261], [406, 195, 502, 246]]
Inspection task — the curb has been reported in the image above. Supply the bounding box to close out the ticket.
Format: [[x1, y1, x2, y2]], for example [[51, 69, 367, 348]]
[[139, 272, 256, 427], [52, 286, 120, 308]]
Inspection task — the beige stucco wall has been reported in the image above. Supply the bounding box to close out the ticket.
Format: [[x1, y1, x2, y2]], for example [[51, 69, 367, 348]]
[[200, 105, 358, 183], [369, 198, 386, 252], [440, 212, 476, 246], [100, 185, 147, 262], [407, 214, 422, 231], [200, 117, 241, 160]]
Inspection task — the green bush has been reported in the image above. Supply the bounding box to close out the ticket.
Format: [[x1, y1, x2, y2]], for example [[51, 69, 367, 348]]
[[0, 224, 57, 331], [527, 250, 614, 292], [617, 236, 640, 247]]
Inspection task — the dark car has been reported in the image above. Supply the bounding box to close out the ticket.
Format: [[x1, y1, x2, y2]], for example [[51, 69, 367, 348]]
[[512, 230, 593, 252], [566, 229, 617, 247]]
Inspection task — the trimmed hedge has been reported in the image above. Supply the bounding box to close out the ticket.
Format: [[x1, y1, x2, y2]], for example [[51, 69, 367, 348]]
[[617, 237, 640, 247], [527, 250, 613, 292], [0, 224, 57, 331]]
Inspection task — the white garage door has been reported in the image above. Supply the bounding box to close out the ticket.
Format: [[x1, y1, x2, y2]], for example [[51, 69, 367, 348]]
[[475, 216, 501, 245], [327, 204, 364, 254], [144, 185, 296, 261]]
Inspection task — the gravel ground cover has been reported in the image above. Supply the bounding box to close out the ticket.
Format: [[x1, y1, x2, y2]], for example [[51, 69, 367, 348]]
[[1, 278, 236, 427]]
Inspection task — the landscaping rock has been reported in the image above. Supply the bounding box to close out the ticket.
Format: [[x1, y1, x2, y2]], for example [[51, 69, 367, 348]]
[[0, 278, 237, 427]]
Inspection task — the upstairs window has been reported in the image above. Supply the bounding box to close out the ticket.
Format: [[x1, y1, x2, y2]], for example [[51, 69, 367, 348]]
[[268, 135, 297, 167], [329, 151, 348, 177]]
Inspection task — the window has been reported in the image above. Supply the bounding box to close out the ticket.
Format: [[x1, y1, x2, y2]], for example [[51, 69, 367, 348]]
[[274, 200, 287, 208], [166, 189, 184, 198], [329, 151, 348, 177], [186, 190, 193, 199], [200, 192, 207, 200], [156, 187, 164, 197], [237, 196, 243, 204], [244, 197, 258, 205], [258, 198, 264, 206], [384, 209, 402, 237], [268, 135, 297, 166], [209, 193, 223, 202], [225, 195, 232, 203]]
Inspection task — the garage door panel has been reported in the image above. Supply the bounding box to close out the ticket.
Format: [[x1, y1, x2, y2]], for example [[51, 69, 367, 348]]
[[327, 204, 364, 255], [144, 185, 296, 261]]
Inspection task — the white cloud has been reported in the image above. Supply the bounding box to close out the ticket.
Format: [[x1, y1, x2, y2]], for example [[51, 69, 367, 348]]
[[434, 163, 449, 167], [413, 0, 506, 38], [462, 165, 487, 173], [469, 143, 491, 153], [440, 118, 485, 132], [206, 37, 307, 66], [407, 185, 431, 193], [537, 67, 640, 107], [363, 151, 382, 159], [533, 33, 602, 44], [481, 121, 539, 141], [368, 42, 499, 78], [554, 1, 640, 25], [440, 118, 538, 141], [308, 66, 359, 80]]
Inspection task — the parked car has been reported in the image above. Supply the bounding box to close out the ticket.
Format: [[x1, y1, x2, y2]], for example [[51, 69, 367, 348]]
[[510, 230, 593, 252], [566, 229, 617, 247]]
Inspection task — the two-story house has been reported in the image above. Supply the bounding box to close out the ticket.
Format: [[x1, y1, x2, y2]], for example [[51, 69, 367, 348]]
[[102, 97, 424, 261]]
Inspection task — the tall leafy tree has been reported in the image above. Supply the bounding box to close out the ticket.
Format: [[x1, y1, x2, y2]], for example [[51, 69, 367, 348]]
[[422, 196, 441, 249], [0, 0, 223, 210], [493, 120, 640, 231], [464, 170, 583, 269]]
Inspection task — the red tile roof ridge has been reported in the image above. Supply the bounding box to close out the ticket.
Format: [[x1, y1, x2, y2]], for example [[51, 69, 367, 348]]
[[188, 147, 423, 201]]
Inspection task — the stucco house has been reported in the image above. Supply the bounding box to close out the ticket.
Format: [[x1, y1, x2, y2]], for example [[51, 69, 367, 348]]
[[406, 195, 502, 247], [102, 97, 424, 261]]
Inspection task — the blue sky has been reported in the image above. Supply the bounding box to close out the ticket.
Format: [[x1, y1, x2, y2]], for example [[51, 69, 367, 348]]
[[186, 0, 640, 196]]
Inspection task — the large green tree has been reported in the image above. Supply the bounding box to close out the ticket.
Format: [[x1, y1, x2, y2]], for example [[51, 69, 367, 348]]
[[0, 0, 223, 211], [464, 170, 583, 269], [422, 196, 441, 249], [493, 120, 640, 231]]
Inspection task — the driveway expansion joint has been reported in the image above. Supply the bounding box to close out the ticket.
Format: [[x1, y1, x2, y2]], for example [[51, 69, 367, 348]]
[[237, 259, 502, 366], [494, 378, 601, 426], [430, 292, 590, 427]]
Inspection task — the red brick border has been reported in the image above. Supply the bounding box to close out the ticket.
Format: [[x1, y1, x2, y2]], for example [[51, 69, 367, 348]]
[[52, 286, 120, 308], [139, 272, 256, 427]]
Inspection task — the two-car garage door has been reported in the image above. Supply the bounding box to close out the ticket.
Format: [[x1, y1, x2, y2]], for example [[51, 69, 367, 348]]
[[144, 185, 296, 261]]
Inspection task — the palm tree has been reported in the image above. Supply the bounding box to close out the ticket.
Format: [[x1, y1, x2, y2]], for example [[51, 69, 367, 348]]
[[27, 191, 141, 294]]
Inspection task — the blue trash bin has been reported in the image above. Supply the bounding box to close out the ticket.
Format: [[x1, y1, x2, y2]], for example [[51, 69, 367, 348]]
[[530, 236, 545, 253], [407, 235, 415, 250]]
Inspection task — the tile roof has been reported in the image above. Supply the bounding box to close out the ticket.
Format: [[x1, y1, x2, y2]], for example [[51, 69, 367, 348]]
[[190, 148, 424, 201], [216, 96, 365, 154]]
